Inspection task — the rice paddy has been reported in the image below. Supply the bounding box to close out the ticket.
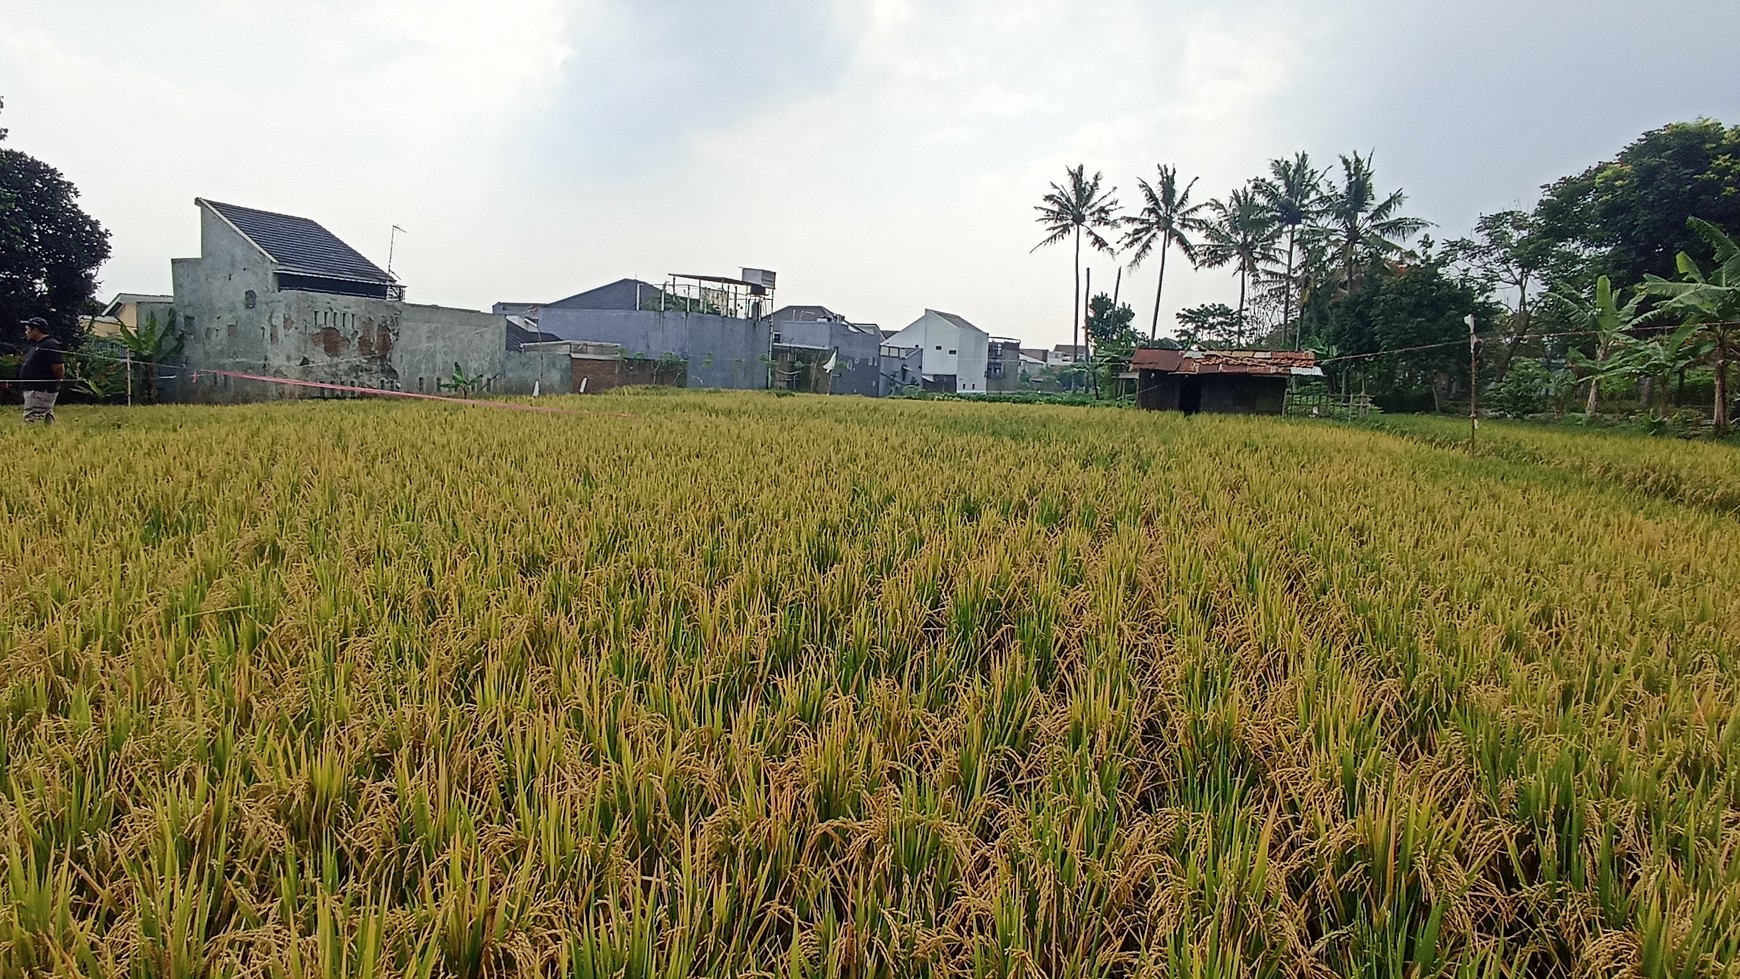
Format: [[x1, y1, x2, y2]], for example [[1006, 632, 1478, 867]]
[[2, 392, 1737, 977]]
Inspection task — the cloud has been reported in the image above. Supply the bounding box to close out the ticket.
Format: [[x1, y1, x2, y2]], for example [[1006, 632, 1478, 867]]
[[3, 0, 1738, 342]]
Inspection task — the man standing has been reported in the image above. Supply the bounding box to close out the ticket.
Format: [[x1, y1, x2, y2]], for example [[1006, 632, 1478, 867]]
[[18, 317, 65, 424]]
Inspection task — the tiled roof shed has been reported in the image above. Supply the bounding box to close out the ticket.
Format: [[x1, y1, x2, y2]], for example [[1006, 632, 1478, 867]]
[[1130, 348, 1321, 376], [1131, 349, 1321, 415], [199, 198, 398, 289]]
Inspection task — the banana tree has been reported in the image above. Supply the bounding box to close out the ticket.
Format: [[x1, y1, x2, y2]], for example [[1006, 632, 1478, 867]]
[[117, 311, 184, 403], [1601, 322, 1709, 420], [1641, 218, 1740, 436], [1546, 275, 1644, 415]]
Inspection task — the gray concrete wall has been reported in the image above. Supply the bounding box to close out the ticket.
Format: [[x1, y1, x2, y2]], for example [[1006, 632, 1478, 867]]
[[395, 303, 505, 395], [501, 349, 573, 395], [537, 308, 770, 389]]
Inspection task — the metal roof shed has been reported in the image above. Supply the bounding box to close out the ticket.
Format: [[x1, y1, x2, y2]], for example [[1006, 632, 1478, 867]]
[[1130, 348, 1322, 414]]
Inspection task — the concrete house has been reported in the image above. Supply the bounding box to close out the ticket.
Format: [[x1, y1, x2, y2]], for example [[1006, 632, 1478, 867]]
[[83, 293, 176, 337], [769, 305, 882, 397], [881, 309, 990, 394], [167, 198, 530, 401], [986, 336, 1024, 393], [1051, 344, 1088, 365]]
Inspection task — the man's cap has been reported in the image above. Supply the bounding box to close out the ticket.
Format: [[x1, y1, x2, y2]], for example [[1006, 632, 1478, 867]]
[[21, 317, 49, 332]]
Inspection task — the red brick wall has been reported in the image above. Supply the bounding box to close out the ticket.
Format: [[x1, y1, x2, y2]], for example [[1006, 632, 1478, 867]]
[[570, 357, 686, 394]]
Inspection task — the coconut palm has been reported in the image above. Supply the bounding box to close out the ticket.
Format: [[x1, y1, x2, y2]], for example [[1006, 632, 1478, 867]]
[[1121, 165, 1210, 342], [1288, 232, 1339, 347], [1255, 153, 1327, 348], [1320, 152, 1431, 289], [1033, 165, 1121, 386], [1198, 185, 1281, 342]]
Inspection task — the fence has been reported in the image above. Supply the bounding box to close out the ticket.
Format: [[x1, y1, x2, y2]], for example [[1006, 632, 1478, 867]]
[[1288, 392, 1376, 417]]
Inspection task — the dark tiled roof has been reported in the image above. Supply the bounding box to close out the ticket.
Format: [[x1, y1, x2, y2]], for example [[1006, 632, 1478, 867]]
[[929, 309, 986, 335], [200, 199, 395, 285], [769, 304, 844, 323], [546, 278, 664, 311], [506, 318, 562, 351]]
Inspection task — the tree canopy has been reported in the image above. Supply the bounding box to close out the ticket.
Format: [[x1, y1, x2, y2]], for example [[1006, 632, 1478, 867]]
[[1174, 303, 1246, 348], [1536, 119, 1740, 286], [1084, 292, 1138, 354], [1327, 254, 1488, 410], [0, 98, 111, 350]]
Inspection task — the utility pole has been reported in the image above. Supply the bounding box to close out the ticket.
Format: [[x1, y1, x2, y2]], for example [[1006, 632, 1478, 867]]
[[125, 350, 133, 407], [1084, 267, 1092, 396], [1467, 313, 1480, 448]]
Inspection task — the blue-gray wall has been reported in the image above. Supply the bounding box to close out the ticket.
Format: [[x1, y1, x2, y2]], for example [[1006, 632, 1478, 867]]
[[776, 320, 881, 397], [537, 308, 771, 390]]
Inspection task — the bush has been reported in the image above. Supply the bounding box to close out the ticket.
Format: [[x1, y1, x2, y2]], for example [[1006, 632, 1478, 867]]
[[1486, 359, 1553, 418]]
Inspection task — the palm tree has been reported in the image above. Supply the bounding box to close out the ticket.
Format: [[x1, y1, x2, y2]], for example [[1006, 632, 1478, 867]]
[[1320, 152, 1431, 289], [1289, 232, 1338, 347], [1033, 165, 1121, 385], [1255, 153, 1326, 349], [1121, 165, 1209, 342], [1198, 184, 1280, 343], [1547, 274, 1645, 416]]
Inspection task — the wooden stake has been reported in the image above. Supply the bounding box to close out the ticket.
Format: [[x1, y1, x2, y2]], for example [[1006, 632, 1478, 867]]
[[1466, 314, 1479, 449]]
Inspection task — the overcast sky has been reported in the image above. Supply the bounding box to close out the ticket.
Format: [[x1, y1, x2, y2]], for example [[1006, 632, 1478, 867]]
[[3, 0, 1737, 345]]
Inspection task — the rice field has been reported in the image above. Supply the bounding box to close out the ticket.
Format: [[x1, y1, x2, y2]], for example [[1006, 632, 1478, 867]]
[[2, 392, 1737, 978]]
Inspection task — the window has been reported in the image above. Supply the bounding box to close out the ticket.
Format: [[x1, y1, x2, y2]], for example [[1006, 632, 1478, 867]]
[[948, 349, 956, 355], [935, 345, 942, 350], [244, 290, 257, 309]]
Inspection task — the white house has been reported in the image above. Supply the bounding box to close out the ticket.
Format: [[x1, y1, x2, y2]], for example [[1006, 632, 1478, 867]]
[[882, 309, 990, 393]]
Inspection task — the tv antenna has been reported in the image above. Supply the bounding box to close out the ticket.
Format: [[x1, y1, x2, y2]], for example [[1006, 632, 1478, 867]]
[[387, 225, 407, 276]]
